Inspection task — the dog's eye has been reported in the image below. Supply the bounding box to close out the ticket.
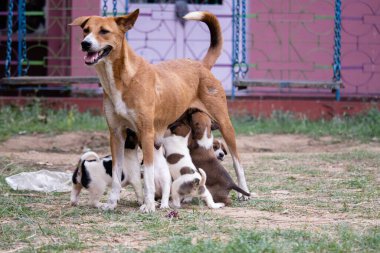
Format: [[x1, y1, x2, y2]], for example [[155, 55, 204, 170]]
[[83, 28, 89, 33], [99, 29, 110, 35]]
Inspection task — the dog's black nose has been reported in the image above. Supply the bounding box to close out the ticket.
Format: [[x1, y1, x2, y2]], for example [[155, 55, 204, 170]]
[[81, 41, 91, 51], [218, 154, 224, 160]]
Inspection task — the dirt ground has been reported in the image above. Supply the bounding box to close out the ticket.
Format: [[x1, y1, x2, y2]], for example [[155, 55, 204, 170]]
[[1, 131, 379, 234]]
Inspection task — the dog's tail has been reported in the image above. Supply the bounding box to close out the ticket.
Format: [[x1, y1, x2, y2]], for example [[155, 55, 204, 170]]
[[229, 184, 251, 197], [198, 168, 207, 186], [183, 11, 223, 69]]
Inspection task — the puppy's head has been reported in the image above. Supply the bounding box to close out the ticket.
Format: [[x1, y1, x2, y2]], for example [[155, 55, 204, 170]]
[[189, 112, 213, 149], [213, 139, 228, 161], [69, 9, 139, 66]]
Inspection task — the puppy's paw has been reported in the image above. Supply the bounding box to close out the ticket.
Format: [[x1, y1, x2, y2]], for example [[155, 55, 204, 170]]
[[210, 202, 225, 209], [101, 202, 117, 211], [140, 202, 156, 213], [238, 192, 256, 201], [182, 196, 193, 203], [70, 201, 78, 206]]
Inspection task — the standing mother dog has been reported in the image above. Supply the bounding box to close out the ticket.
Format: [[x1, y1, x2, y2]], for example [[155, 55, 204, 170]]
[[69, 10, 250, 212]]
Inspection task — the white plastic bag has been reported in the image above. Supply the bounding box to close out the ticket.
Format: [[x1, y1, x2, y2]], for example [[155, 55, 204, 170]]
[[5, 169, 72, 192]]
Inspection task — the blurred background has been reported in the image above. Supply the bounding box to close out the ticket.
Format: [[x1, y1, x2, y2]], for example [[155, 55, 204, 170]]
[[1, 0, 379, 118]]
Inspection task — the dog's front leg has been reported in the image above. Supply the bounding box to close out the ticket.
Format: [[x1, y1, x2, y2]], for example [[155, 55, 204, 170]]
[[102, 127, 126, 210], [139, 128, 156, 213]]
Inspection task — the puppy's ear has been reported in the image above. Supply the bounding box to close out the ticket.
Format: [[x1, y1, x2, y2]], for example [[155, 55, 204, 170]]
[[115, 9, 139, 32], [221, 142, 228, 155], [69, 16, 90, 28]]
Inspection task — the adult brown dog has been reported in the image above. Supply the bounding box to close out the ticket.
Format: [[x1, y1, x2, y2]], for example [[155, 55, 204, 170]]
[[69, 10, 249, 212]]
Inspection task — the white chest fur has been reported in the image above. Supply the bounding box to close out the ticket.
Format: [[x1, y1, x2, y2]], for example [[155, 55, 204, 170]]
[[96, 61, 137, 130]]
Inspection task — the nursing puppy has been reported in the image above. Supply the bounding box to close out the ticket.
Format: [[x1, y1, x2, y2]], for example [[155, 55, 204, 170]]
[[163, 123, 224, 209], [213, 139, 227, 161], [189, 112, 250, 205], [71, 129, 171, 209]]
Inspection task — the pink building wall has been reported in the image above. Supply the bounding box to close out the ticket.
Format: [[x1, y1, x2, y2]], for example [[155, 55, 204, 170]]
[[67, 0, 380, 98], [248, 0, 380, 97]]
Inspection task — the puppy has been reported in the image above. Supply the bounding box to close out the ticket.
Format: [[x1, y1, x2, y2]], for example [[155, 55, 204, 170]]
[[213, 139, 227, 161], [70, 151, 143, 208], [189, 112, 250, 205], [163, 123, 224, 209]]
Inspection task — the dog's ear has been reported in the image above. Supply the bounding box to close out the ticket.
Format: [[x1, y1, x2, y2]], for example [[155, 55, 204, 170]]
[[115, 9, 139, 32], [69, 16, 90, 28]]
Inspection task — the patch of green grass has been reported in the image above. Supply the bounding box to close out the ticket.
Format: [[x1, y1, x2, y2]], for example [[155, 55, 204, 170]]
[[1, 104, 380, 142], [0, 102, 107, 141], [232, 108, 380, 141], [233, 198, 284, 212], [145, 226, 380, 253]]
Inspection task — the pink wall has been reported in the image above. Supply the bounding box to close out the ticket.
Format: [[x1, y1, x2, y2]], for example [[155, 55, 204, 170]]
[[70, 0, 100, 77], [248, 0, 380, 97]]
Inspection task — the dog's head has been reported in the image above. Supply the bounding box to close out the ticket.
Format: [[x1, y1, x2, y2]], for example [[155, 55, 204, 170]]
[[69, 9, 139, 66], [213, 139, 227, 161]]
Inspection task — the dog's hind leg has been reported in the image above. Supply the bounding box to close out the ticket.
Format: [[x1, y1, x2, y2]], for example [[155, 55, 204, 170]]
[[170, 179, 182, 209], [199, 82, 251, 199], [89, 183, 107, 208], [199, 186, 225, 209], [70, 184, 82, 206]]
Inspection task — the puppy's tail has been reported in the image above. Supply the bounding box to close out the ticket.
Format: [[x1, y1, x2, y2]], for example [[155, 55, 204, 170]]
[[183, 11, 222, 69], [230, 184, 250, 197], [80, 151, 100, 162], [198, 168, 207, 186], [73, 151, 99, 185]]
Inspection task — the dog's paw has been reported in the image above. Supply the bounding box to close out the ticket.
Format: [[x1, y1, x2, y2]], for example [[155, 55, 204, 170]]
[[140, 203, 156, 213], [169, 202, 181, 209], [70, 201, 78, 206], [210, 202, 225, 209], [159, 203, 170, 209], [101, 202, 117, 211], [137, 198, 144, 206]]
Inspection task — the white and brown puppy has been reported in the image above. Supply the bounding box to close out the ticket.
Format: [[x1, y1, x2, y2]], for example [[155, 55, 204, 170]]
[[213, 139, 228, 161], [69, 10, 249, 212], [189, 112, 250, 206], [163, 123, 224, 209]]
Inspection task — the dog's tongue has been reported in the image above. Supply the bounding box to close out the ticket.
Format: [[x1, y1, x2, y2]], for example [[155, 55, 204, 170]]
[[84, 52, 99, 63]]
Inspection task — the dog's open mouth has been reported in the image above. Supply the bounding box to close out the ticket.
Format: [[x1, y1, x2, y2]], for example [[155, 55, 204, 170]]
[[84, 46, 112, 65]]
